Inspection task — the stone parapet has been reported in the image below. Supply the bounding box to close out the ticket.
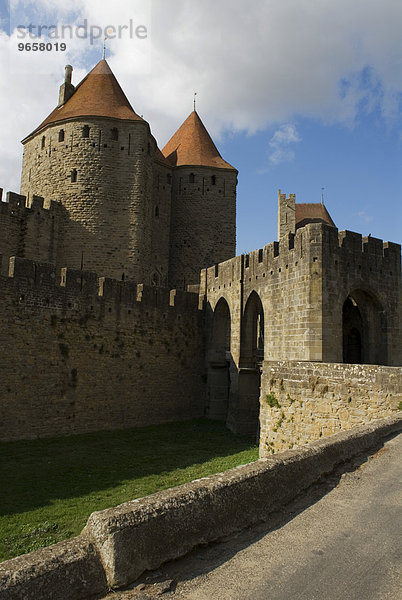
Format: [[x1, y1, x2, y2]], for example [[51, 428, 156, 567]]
[[259, 361, 402, 455]]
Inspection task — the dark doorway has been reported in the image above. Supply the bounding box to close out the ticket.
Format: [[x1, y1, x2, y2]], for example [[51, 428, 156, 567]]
[[343, 297, 363, 363], [342, 291, 387, 365], [236, 291, 264, 437], [207, 298, 231, 421]]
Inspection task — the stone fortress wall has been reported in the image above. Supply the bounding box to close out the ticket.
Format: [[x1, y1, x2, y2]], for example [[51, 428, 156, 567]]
[[321, 227, 401, 363], [15, 119, 237, 291], [0, 252, 205, 442], [199, 204, 401, 439], [0, 186, 400, 447], [168, 165, 237, 289], [0, 190, 65, 276], [203, 221, 400, 365], [0, 57, 400, 450], [20, 117, 171, 284]]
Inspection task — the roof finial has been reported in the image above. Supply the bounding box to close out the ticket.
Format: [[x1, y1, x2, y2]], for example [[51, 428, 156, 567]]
[[102, 36, 106, 60], [193, 91, 197, 112], [321, 187, 325, 205]]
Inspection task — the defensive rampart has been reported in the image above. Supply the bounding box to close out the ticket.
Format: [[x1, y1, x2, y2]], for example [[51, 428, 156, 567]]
[[201, 223, 400, 364], [0, 256, 205, 442], [0, 191, 65, 275]]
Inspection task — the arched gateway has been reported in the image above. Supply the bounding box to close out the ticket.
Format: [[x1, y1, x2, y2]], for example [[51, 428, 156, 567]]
[[342, 289, 387, 365]]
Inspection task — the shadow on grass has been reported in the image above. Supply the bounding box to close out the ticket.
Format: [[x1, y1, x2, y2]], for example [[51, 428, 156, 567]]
[[0, 418, 258, 517]]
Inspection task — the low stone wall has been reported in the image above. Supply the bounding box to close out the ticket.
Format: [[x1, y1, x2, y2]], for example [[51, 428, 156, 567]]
[[0, 537, 107, 600], [1, 414, 401, 598], [259, 361, 402, 456]]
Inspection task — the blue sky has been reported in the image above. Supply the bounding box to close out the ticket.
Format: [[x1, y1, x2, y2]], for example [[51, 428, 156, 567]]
[[228, 111, 402, 251], [0, 0, 401, 252]]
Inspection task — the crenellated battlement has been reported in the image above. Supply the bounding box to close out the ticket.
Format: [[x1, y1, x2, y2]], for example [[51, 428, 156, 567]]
[[0, 189, 63, 215], [201, 222, 401, 294], [0, 189, 66, 276], [331, 228, 401, 258], [202, 222, 328, 292], [2, 256, 201, 318]]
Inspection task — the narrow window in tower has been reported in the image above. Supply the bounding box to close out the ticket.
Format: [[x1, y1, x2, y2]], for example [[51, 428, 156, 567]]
[[211, 174, 216, 185], [41, 136, 45, 149], [111, 127, 119, 141], [71, 169, 77, 183], [189, 173, 195, 183], [82, 125, 90, 138], [58, 129, 65, 142], [155, 206, 159, 217]]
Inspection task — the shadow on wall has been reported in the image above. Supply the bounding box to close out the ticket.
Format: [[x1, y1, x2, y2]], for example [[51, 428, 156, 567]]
[[343, 289, 387, 365], [207, 292, 264, 439]]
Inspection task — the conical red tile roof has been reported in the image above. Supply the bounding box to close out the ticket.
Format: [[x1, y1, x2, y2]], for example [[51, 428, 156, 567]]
[[24, 59, 143, 140], [162, 111, 236, 170]]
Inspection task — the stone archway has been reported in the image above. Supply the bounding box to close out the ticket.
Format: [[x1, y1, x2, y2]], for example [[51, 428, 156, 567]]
[[207, 297, 232, 421], [342, 290, 387, 365], [235, 291, 265, 437], [343, 297, 363, 363]]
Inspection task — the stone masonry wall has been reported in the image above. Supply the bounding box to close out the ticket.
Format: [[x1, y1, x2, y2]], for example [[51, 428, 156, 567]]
[[201, 222, 401, 366], [200, 221, 400, 435], [151, 161, 173, 286], [20, 118, 166, 283], [169, 166, 236, 289], [0, 191, 65, 276], [259, 361, 402, 456], [201, 222, 326, 365], [321, 227, 401, 365], [0, 256, 205, 442]]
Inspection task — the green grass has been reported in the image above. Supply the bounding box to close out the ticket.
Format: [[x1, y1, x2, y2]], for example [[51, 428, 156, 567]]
[[0, 419, 258, 562]]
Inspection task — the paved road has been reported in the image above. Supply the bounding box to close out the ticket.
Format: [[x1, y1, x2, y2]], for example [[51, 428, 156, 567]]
[[107, 432, 402, 600]]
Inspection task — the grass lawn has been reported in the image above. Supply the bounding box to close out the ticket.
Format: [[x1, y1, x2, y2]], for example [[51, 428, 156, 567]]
[[0, 419, 258, 562]]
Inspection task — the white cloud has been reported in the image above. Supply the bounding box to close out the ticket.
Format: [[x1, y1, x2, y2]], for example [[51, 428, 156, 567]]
[[270, 125, 302, 147], [268, 124, 302, 165], [357, 211, 374, 223], [1, 0, 402, 192]]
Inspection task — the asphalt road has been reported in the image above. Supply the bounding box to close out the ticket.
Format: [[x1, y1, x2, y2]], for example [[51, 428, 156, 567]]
[[107, 432, 402, 600]]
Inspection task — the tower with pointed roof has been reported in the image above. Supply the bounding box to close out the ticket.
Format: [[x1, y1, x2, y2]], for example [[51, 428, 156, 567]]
[[277, 189, 336, 240], [20, 61, 237, 288], [162, 110, 237, 288], [20, 59, 172, 283], [0, 56, 400, 451]]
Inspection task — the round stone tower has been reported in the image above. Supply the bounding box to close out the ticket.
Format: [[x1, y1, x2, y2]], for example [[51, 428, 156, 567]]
[[162, 110, 237, 289], [20, 59, 161, 282]]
